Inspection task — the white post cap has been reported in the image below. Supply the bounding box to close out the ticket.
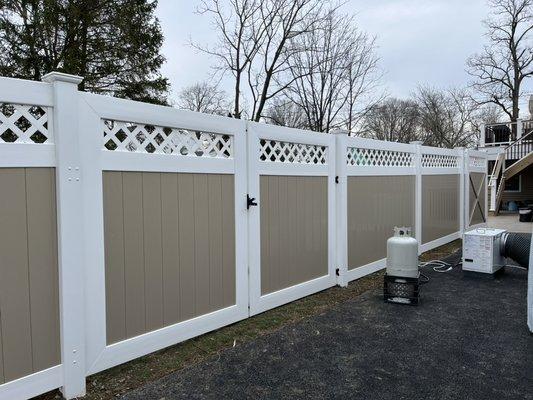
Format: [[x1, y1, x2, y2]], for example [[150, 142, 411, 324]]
[[330, 129, 349, 136], [42, 71, 83, 85]]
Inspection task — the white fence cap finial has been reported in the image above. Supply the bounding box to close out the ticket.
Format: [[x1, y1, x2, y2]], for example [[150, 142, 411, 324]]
[[42, 71, 83, 85], [330, 129, 349, 136]]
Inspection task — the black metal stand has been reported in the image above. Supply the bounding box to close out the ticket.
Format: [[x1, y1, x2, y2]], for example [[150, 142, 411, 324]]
[[383, 273, 420, 305]]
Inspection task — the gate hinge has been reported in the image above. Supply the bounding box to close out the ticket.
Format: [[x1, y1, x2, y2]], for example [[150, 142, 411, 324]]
[[335, 268, 340, 276], [335, 176, 339, 184], [247, 194, 258, 209]]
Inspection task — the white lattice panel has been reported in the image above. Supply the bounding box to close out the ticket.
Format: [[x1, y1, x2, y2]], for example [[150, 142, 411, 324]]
[[346, 147, 414, 167], [259, 139, 327, 164], [421, 153, 459, 168], [0, 103, 51, 144], [469, 156, 485, 168], [103, 120, 233, 158]]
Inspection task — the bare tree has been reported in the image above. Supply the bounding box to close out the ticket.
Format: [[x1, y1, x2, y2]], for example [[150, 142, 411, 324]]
[[467, 0, 533, 129], [415, 86, 480, 148], [193, 0, 264, 118], [362, 98, 420, 143], [177, 81, 228, 115], [285, 11, 380, 132], [263, 97, 308, 128], [343, 40, 382, 132], [246, 0, 328, 121], [470, 103, 505, 134], [194, 0, 330, 121]]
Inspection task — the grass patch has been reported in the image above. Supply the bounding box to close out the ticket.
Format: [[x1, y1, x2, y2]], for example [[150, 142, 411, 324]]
[[35, 241, 460, 400]]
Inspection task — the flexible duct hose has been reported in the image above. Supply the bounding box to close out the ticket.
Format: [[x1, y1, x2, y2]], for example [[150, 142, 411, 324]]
[[501, 233, 532, 269]]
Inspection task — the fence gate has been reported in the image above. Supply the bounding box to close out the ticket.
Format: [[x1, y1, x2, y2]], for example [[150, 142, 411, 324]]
[[246, 123, 337, 315], [79, 93, 250, 376]]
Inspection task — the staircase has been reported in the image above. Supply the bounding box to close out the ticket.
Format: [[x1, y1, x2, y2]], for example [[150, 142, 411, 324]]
[[491, 130, 533, 214]]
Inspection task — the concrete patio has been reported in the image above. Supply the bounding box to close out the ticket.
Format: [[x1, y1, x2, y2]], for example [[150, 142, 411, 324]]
[[488, 214, 532, 233]]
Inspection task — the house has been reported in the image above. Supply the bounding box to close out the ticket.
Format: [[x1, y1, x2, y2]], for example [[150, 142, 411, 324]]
[[479, 97, 533, 214]]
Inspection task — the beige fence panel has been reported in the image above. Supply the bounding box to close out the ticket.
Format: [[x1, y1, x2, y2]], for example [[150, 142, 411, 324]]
[[422, 174, 460, 244], [335, 133, 418, 285], [0, 168, 60, 384], [103, 172, 236, 344], [260, 175, 328, 295], [347, 175, 416, 269]]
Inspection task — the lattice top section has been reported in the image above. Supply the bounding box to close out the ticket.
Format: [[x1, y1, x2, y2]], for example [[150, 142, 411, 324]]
[[259, 139, 327, 164], [469, 156, 485, 168], [0, 103, 51, 144], [103, 120, 233, 158], [346, 147, 414, 167], [421, 153, 459, 168]]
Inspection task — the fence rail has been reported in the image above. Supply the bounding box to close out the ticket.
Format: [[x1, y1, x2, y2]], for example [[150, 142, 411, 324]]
[[0, 74, 488, 400]]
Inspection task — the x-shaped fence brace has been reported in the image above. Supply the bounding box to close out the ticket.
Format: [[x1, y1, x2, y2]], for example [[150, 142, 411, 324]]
[[469, 174, 486, 225]]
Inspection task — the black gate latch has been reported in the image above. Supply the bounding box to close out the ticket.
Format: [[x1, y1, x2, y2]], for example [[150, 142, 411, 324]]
[[247, 194, 258, 209]]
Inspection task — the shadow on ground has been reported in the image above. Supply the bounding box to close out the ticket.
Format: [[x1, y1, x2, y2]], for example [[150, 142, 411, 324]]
[[121, 264, 532, 400]]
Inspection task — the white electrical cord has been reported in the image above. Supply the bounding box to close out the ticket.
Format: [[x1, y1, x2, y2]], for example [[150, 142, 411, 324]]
[[419, 259, 453, 273]]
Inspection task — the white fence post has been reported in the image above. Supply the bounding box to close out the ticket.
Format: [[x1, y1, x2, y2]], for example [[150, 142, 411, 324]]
[[332, 129, 348, 287], [457, 147, 465, 234], [489, 178, 497, 212], [527, 240, 533, 333], [410, 141, 423, 254], [465, 149, 471, 230], [42, 72, 86, 399]]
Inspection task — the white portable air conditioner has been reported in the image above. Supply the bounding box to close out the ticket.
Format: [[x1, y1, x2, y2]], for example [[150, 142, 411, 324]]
[[462, 228, 507, 274]]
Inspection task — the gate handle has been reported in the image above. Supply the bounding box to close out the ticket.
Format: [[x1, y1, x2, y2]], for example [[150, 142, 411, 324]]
[[247, 194, 258, 209]]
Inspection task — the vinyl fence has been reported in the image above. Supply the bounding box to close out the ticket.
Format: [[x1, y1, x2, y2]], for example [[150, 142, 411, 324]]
[[0, 73, 487, 400]]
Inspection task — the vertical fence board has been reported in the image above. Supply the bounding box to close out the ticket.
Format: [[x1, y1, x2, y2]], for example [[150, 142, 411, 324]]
[[177, 174, 196, 320], [208, 175, 224, 312], [302, 178, 313, 283], [260, 177, 270, 295], [142, 173, 164, 332], [103, 172, 126, 344], [278, 176, 289, 288], [269, 176, 281, 293], [315, 177, 328, 279], [0, 169, 33, 382], [295, 178, 306, 286], [221, 175, 236, 307], [287, 176, 298, 286], [161, 173, 180, 326], [122, 172, 146, 338], [25, 168, 60, 371], [193, 174, 211, 316]]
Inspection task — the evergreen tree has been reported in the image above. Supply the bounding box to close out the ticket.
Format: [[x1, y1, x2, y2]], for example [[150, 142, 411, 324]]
[[0, 0, 169, 104]]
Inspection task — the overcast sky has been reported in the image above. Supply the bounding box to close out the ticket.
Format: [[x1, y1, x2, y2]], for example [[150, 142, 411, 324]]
[[155, 0, 531, 114]]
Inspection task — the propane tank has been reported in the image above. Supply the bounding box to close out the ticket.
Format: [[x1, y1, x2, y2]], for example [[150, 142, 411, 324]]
[[386, 227, 419, 278]]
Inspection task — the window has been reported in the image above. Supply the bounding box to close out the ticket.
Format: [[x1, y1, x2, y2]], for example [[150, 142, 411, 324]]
[[504, 175, 521, 192]]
